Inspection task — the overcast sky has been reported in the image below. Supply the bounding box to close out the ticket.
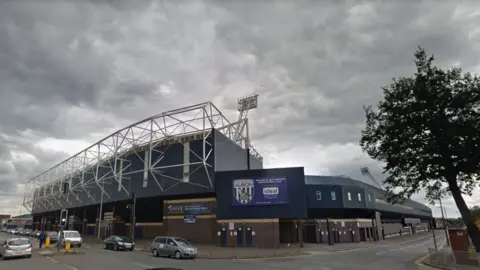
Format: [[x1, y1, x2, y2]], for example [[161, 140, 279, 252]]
[[1, 0, 479, 218]]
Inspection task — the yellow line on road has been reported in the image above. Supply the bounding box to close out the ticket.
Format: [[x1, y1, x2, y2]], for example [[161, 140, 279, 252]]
[[414, 239, 447, 268]]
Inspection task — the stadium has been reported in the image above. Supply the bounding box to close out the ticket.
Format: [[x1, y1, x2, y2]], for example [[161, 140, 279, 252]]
[[22, 97, 433, 248]]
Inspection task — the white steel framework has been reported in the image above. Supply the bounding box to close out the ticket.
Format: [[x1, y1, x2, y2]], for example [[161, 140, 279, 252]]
[[23, 102, 262, 213]]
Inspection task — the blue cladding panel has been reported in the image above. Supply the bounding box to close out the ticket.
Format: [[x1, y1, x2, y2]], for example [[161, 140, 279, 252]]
[[306, 185, 343, 208], [33, 136, 215, 213], [342, 186, 367, 209], [365, 190, 376, 209], [214, 129, 262, 171], [215, 167, 307, 219]]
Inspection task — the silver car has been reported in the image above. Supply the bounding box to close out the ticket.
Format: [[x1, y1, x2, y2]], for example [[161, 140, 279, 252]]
[[150, 236, 197, 259], [0, 238, 32, 260]]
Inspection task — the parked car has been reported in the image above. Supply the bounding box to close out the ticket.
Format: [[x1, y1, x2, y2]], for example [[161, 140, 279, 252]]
[[103, 235, 134, 251], [58, 230, 82, 247], [150, 236, 197, 259], [0, 238, 32, 259], [32, 230, 41, 238]]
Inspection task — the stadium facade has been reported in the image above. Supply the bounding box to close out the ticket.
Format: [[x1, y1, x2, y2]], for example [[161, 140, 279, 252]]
[[23, 101, 433, 247]]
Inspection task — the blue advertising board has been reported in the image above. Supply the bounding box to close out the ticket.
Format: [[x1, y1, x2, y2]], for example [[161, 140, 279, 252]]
[[167, 202, 211, 215], [232, 176, 288, 206]]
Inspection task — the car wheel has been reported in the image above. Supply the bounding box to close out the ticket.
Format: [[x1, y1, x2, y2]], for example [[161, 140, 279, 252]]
[[129, 247, 134, 251], [152, 249, 159, 257], [174, 251, 181, 259]]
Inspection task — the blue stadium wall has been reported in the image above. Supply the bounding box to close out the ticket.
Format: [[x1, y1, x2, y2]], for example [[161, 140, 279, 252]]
[[305, 177, 432, 220], [32, 128, 263, 215], [215, 167, 307, 219]]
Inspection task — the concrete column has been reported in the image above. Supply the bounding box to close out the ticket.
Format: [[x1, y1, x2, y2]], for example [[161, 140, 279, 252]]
[[375, 211, 382, 241], [297, 219, 304, 247]]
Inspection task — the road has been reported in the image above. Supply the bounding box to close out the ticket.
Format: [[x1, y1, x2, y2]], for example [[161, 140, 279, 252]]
[[0, 232, 444, 270]]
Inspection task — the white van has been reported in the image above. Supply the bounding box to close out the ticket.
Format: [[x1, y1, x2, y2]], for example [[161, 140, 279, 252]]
[[58, 230, 82, 247]]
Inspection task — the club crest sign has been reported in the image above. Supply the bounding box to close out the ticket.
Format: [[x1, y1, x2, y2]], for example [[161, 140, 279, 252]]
[[232, 176, 288, 206], [233, 179, 254, 204]]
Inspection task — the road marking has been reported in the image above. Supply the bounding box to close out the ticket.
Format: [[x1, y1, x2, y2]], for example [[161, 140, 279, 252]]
[[46, 256, 59, 263], [413, 239, 448, 268], [132, 262, 153, 268], [376, 243, 427, 255], [328, 234, 432, 254], [63, 264, 79, 270]]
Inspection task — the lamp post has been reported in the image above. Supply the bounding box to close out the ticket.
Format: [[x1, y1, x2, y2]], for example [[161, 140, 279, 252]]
[[438, 199, 450, 246]]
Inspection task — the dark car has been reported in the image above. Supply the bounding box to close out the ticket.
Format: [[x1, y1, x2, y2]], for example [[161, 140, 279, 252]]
[[45, 231, 58, 243], [103, 235, 134, 251]]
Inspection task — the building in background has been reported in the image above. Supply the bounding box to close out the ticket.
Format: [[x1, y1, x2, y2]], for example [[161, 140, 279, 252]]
[[0, 214, 11, 227]]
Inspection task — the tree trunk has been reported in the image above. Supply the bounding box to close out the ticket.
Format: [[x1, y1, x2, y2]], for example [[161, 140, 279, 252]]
[[448, 176, 480, 252]]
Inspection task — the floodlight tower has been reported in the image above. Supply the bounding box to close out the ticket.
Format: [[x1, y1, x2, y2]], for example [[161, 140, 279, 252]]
[[236, 94, 259, 170], [360, 167, 383, 189]]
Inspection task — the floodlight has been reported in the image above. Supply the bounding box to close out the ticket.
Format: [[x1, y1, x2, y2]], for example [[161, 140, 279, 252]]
[[237, 94, 259, 111]]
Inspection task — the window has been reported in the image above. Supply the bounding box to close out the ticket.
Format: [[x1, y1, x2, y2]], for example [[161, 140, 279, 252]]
[[316, 191, 322, 200], [347, 192, 352, 201], [368, 194, 371, 201], [62, 182, 69, 194], [358, 193, 362, 201], [331, 191, 336, 200], [154, 237, 167, 244]]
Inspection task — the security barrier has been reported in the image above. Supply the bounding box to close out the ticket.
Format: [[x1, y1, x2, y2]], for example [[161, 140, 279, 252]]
[[45, 236, 50, 248]]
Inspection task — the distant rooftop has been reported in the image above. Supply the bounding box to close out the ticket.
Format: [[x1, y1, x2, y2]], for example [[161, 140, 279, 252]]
[[12, 213, 32, 219]]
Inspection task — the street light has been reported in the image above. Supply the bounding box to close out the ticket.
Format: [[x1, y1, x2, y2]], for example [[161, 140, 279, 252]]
[[438, 201, 450, 246]]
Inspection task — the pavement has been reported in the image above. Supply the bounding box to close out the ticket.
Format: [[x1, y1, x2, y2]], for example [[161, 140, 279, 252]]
[[0, 231, 447, 270]]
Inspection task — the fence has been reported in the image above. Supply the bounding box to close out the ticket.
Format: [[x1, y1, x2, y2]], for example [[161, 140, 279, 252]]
[[426, 247, 480, 269]]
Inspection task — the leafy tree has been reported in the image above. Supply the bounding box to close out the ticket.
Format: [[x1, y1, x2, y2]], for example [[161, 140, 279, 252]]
[[360, 47, 480, 252]]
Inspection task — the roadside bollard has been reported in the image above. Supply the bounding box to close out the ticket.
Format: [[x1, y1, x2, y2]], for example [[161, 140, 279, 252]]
[[65, 241, 71, 252], [45, 236, 50, 248]]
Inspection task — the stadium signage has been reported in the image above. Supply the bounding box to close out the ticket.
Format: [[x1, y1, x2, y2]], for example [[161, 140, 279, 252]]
[[167, 203, 211, 215], [232, 176, 288, 206]]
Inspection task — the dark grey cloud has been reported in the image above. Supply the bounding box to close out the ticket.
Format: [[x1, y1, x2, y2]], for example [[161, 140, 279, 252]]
[[0, 0, 479, 215]]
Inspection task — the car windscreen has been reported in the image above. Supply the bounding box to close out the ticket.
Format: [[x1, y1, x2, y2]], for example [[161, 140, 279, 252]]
[[64, 232, 80, 238], [174, 238, 190, 246], [8, 239, 30, 246], [118, 236, 131, 242], [47, 232, 57, 236]]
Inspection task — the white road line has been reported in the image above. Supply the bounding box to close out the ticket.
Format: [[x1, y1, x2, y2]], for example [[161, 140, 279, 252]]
[[376, 242, 429, 255], [63, 263, 79, 270], [132, 262, 153, 268], [46, 256, 59, 263]]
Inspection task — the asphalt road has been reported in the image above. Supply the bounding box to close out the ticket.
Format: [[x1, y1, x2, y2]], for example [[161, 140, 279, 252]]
[[0, 232, 444, 270]]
